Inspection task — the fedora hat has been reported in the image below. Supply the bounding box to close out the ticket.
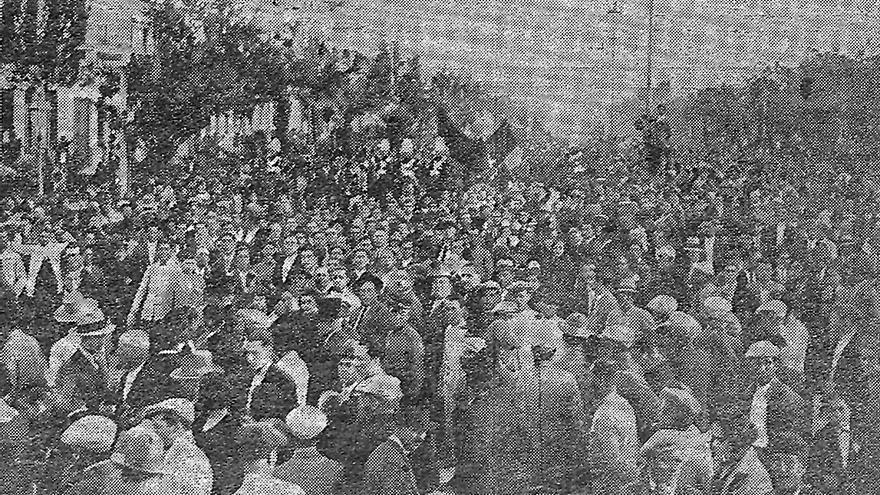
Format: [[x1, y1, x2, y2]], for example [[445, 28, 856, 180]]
[[170, 348, 222, 381], [142, 398, 196, 427], [73, 299, 112, 337], [110, 426, 167, 475], [61, 415, 118, 453]]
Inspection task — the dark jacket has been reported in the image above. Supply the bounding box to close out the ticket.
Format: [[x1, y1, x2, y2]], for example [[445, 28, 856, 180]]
[[363, 439, 419, 495]]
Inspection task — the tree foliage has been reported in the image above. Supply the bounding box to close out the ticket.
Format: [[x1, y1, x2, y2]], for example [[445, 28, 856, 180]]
[[674, 52, 880, 177], [0, 0, 88, 85]]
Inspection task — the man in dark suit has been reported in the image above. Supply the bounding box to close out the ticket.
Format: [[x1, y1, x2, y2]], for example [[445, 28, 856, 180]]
[[381, 292, 425, 410], [119, 223, 160, 287], [207, 231, 237, 287], [228, 246, 259, 295], [351, 274, 392, 347], [238, 336, 306, 421], [363, 415, 427, 495], [764, 432, 825, 495], [272, 234, 301, 293]]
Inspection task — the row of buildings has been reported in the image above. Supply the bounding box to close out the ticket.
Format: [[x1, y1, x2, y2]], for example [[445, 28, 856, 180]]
[[2, 0, 877, 194], [0, 0, 150, 195]]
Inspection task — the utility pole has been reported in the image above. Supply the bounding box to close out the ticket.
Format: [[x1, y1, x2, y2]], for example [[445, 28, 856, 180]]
[[607, 0, 621, 138], [645, 0, 655, 114]]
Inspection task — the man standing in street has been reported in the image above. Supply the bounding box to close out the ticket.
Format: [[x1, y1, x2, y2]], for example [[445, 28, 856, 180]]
[[128, 239, 185, 327]]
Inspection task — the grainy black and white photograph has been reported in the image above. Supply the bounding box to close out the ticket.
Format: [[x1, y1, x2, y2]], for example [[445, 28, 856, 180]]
[[0, 0, 877, 493]]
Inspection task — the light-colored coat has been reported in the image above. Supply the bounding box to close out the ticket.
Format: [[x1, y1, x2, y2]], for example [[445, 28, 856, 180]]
[[589, 391, 640, 495], [2, 328, 47, 390], [164, 434, 213, 495]]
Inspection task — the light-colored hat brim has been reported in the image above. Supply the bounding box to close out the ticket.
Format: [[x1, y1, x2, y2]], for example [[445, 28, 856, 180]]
[[110, 452, 167, 475], [76, 324, 114, 337]]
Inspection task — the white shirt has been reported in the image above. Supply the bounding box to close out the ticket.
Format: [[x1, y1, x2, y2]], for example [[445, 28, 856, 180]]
[[281, 255, 297, 282], [750, 382, 772, 448], [47, 332, 82, 387], [776, 223, 789, 247], [13, 241, 68, 297], [202, 408, 229, 433], [140, 263, 178, 320], [829, 329, 856, 383], [779, 319, 810, 375], [147, 242, 157, 264], [122, 363, 144, 402], [247, 362, 273, 413]]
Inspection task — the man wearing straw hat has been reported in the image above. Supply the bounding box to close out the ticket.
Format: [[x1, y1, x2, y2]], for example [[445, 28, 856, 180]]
[[274, 405, 342, 495], [62, 425, 185, 495], [142, 397, 213, 495], [53, 298, 113, 415]]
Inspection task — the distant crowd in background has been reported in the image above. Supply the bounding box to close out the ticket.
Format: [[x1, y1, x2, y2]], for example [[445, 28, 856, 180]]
[[0, 110, 879, 495]]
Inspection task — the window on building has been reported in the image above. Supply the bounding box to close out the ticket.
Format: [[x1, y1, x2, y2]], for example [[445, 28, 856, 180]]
[[0, 89, 12, 133]]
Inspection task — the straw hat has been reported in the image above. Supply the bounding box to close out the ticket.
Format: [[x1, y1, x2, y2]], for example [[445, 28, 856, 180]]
[[110, 427, 167, 475], [61, 415, 118, 453], [647, 295, 678, 313], [285, 406, 329, 440], [73, 299, 113, 337]]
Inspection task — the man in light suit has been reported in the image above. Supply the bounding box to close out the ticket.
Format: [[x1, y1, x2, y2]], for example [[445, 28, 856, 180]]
[[127, 239, 185, 327], [0, 233, 26, 299]]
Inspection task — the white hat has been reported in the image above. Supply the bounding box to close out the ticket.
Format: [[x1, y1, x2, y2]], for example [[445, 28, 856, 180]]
[[757, 300, 787, 318], [285, 405, 329, 440], [143, 398, 196, 427], [491, 301, 519, 314], [601, 324, 636, 347], [703, 296, 732, 315], [61, 415, 118, 453], [647, 295, 678, 313], [0, 399, 18, 424], [745, 340, 781, 359]]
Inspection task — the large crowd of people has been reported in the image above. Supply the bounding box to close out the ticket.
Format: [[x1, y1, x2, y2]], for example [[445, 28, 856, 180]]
[[0, 122, 878, 495]]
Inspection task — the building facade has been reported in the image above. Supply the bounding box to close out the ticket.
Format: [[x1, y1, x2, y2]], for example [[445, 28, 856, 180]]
[[0, 0, 150, 195]]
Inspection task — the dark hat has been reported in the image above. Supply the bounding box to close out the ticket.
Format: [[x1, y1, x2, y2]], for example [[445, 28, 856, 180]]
[[352, 272, 384, 292], [766, 431, 808, 456], [386, 291, 414, 311]]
